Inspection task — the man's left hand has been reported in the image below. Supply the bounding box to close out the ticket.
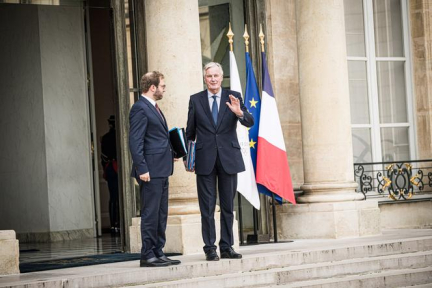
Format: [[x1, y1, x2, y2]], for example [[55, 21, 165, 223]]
[[226, 94, 243, 117]]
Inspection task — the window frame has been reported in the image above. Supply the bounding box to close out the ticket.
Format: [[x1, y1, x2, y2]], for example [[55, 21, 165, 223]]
[[347, 0, 416, 163]]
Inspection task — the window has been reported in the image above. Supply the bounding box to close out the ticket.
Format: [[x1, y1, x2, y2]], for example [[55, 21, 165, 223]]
[[344, 0, 415, 163]]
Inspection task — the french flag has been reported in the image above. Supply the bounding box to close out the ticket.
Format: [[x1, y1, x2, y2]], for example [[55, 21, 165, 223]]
[[256, 52, 296, 205]]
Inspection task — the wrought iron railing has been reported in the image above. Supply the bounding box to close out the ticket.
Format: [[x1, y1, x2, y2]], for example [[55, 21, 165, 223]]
[[354, 159, 432, 200]]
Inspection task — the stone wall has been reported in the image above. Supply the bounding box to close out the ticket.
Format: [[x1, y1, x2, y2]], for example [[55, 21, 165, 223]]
[[380, 200, 432, 229], [410, 0, 432, 159], [264, 0, 304, 188], [0, 231, 19, 275], [0, 4, 94, 239]]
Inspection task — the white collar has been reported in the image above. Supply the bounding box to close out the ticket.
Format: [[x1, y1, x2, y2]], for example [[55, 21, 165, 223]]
[[207, 88, 222, 98], [141, 94, 156, 106]]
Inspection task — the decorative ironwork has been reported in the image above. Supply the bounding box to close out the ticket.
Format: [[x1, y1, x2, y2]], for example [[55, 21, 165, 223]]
[[354, 165, 372, 199], [353, 159, 432, 200]]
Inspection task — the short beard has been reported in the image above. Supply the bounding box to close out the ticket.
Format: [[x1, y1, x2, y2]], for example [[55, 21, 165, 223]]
[[154, 90, 163, 101]]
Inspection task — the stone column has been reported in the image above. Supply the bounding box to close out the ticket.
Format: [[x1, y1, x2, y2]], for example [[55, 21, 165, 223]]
[[296, 0, 362, 203], [265, 0, 303, 189], [129, 0, 239, 254], [272, 0, 380, 239]]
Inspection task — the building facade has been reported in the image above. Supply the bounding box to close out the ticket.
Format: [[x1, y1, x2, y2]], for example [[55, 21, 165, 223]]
[[0, 0, 431, 254]]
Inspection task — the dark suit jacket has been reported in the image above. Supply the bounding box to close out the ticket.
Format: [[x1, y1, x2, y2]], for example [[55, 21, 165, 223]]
[[186, 89, 254, 175], [129, 96, 174, 181]]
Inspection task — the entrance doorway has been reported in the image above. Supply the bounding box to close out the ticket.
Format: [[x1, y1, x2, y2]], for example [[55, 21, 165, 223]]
[[87, 3, 122, 238], [0, 0, 126, 267]]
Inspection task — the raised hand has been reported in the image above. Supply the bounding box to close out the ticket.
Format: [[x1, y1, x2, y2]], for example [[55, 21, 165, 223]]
[[226, 94, 244, 117]]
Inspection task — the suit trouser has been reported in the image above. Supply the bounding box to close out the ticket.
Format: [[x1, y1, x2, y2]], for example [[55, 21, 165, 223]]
[[140, 177, 169, 260], [197, 154, 237, 253]]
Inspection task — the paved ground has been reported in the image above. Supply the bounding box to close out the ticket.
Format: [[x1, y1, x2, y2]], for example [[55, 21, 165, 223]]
[[19, 234, 122, 264]]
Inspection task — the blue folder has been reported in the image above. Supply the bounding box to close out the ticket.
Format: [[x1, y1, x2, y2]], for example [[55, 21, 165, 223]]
[[186, 140, 195, 171]]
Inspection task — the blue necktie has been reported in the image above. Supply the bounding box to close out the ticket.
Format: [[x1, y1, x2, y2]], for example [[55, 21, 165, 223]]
[[211, 95, 218, 124]]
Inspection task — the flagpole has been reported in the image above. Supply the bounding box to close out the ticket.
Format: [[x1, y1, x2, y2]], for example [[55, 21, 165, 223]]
[[259, 24, 279, 243], [227, 22, 234, 52], [238, 195, 244, 245], [227, 22, 245, 246], [271, 194, 278, 243], [243, 24, 259, 244], [243, 24, 249, 53], [259, 24, 265, 53]]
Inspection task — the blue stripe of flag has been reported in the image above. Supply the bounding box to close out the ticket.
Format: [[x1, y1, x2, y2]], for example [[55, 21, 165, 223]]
[[261, 52, 275, 97], [245, 52, 281, 202]]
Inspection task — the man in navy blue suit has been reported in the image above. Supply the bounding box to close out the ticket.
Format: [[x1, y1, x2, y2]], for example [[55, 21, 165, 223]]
[[186, 62, 254, 261], [129, 71, 180, 267]]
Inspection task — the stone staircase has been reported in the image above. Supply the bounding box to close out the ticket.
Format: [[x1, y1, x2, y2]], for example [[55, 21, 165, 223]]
[[1, 229, 432, 288], [121, 231, 432, 288]]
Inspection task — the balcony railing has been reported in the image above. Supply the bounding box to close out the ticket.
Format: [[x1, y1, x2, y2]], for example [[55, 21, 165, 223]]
[[354, 159, 432, 200]]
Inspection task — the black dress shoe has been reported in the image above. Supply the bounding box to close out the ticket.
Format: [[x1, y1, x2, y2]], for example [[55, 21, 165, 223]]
[[205, 250, 220, 261], [220, 248, 242, 259], [158, 255, 181, 265], [140, 257, 170, 267]]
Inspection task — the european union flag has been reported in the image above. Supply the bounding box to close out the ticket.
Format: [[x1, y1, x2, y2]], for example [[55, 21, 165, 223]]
[[244, 52, 281, 202]]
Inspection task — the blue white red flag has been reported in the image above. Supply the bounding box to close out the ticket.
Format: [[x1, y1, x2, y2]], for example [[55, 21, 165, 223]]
[[256, 52, 296, 204], [244, 52, 282, 202]]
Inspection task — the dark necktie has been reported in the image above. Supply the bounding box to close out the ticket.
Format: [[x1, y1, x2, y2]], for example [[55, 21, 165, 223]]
[[155, 103, 164, 120], [211, 95, 218, 124]]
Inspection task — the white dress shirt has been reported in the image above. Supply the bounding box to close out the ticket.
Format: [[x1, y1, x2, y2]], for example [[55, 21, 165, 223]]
[[207, 89, 221, 112]]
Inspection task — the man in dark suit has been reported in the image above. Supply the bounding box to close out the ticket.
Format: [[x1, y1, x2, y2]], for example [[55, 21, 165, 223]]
[[186, 62, 254, 261], [129, 71, 180, 267]]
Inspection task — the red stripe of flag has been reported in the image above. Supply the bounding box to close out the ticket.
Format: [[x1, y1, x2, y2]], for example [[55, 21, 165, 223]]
[[256, 137, 296, 204]]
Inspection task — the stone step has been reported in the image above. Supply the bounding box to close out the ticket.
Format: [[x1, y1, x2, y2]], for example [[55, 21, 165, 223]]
[[122, 250, 432, 288], [278, 267, 432, 288], [2, 232, 432, 288], [402, 284, 432, 288], [269, 283, 432, 288]]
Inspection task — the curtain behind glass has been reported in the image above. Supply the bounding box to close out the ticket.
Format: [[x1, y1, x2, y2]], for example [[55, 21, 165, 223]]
[[344, 0, 366, 57], [373, 0, 404, 57]]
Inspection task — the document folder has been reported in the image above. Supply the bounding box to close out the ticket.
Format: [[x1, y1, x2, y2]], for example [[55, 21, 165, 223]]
[[169, 127, 187, 158], [186, 140, 195, 172]]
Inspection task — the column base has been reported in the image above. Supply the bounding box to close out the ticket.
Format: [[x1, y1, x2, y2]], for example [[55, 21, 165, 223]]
[[298, 182, 364, 203], [130, 213, 239, 255], [271, 201, 381, 239], [0, 230, 19, 275]]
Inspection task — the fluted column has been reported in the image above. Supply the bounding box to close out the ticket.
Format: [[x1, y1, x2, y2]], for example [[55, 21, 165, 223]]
[[144, 0, 203, 214], [296, 0, 363, 203]]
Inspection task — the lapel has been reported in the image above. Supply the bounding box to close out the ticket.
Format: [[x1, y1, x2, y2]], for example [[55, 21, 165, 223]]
[[140, 96, 168, 131], [199, 90, 216, 129], [216, 89, 229, 130]]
